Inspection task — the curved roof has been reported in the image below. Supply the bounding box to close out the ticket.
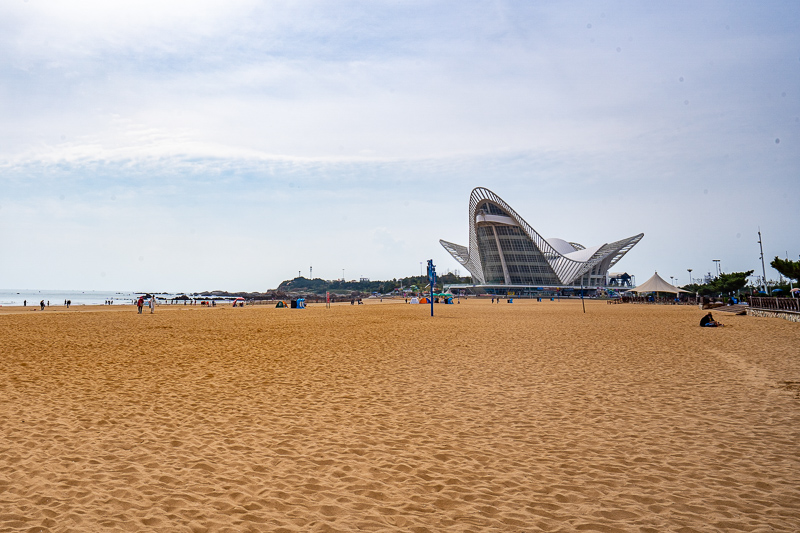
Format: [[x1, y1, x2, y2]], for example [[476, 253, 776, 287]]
[[440, 187, 644, 285], [545, 238, 577, 255]]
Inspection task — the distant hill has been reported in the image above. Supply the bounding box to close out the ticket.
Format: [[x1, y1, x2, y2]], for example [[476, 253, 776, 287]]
[[188, 273, 473, 300], [277, 273, 472, 295]]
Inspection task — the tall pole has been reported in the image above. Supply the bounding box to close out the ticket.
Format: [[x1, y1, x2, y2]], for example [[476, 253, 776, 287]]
[[427, 259, 436, 317], [758, 229, 768, 294], [580, 281, 585, 313], [687, 268, 692, 285]]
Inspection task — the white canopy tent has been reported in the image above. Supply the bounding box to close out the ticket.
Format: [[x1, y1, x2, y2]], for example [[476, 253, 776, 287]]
[[632, 272, 688, 294]]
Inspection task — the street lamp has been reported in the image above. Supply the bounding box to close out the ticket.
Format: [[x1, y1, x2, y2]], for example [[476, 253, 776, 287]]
[[687, 268, 692, 285], [670, 276, 674, 286]]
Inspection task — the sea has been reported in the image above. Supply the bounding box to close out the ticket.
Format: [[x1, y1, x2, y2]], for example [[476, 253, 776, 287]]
[[0, 289, 187, 307]]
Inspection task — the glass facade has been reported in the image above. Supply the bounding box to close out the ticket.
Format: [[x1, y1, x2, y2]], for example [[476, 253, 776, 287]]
[[476, 226, 504, 283], [478, 202, 509, 216], [476, 221, 560, 285]]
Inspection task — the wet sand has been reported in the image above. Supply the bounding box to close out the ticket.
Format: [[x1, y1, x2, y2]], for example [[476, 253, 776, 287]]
[[1, 300, 799, 532]]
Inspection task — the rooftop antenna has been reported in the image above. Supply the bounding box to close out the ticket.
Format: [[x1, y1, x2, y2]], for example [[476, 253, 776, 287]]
[[758, 228, 768, 294]]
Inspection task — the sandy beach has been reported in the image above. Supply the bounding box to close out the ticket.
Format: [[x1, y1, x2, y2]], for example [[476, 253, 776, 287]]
[[1, 299, 799, 532]]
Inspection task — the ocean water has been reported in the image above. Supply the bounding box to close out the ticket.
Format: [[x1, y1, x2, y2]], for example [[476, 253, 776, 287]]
[[1, 289, 146, 307]]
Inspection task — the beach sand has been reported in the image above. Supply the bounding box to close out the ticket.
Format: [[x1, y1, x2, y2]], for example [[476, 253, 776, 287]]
[[1, 300, 799, 532]]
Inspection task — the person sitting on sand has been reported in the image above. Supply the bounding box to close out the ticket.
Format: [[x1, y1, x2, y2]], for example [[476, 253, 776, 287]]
[[700, 312, 723, 327]]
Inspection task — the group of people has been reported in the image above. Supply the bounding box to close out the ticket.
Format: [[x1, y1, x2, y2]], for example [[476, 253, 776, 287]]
[[22, 299, 49, 310], [136, 296, 156, 314]]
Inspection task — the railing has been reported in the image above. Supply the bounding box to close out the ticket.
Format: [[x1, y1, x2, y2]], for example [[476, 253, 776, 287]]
[[749, 297, 800, 313]]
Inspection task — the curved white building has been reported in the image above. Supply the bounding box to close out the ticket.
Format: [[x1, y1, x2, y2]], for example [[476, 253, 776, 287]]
[[440, 187, 643, 289]]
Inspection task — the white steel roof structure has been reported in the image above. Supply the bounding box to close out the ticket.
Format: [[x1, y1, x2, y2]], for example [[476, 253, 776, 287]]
[[440, 187, 644, 287]]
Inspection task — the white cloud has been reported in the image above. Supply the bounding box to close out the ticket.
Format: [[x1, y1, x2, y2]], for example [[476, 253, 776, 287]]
[[1, 1, 798, 289]]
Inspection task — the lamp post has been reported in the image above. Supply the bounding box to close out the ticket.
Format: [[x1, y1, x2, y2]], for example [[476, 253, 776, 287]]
[[687, 268, 692, 285], [670, 276, 674, 286], [758, 230, 768, 294]]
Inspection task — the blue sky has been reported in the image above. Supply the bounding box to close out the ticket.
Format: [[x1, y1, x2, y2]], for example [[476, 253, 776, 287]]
[[1, 1, 798, 291]]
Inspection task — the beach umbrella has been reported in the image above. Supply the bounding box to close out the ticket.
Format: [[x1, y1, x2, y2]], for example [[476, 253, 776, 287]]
[[771, 288, 783, 293], [791, 288, 799, 293]]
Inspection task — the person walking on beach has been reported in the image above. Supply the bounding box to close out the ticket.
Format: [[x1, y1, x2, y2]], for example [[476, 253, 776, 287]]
[[23, 299, 26, 307], [137, 296, 144, 314], [149, 295, 156, 314], [40, 300, 45, 311]]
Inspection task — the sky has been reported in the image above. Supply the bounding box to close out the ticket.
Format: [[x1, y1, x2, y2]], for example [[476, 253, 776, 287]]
[[1, 0, 798, 291]]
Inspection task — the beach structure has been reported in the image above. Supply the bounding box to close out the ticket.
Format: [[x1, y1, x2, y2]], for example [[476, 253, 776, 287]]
[[632, 272, 688, 294], [440, 187, 643, 295]]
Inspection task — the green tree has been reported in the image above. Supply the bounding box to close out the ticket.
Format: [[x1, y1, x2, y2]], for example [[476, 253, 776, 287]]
[[680, 283, 704, 294], [707, 270, 754, 296], [770, 257, 800, 281]]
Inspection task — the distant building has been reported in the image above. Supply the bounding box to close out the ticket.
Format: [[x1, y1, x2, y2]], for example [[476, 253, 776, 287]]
[[359, 277, 370, 283], [608, 272, 633, 287], [440, 187, 643, 294]]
